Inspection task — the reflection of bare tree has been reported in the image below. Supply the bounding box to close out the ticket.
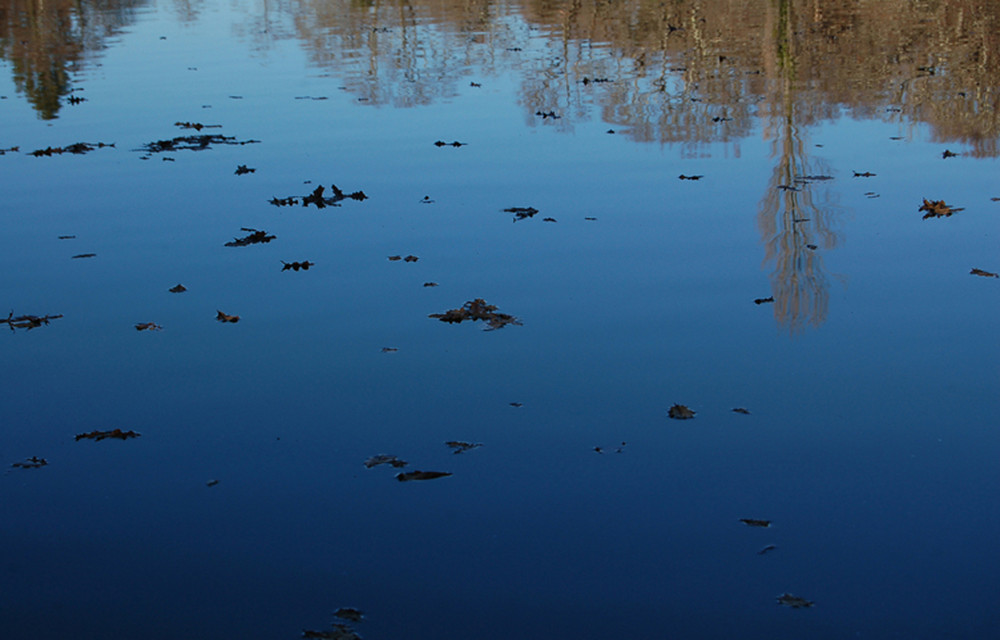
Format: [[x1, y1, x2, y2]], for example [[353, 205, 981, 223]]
[[757, 0, 840, 332], [0, 0, 143, 119]]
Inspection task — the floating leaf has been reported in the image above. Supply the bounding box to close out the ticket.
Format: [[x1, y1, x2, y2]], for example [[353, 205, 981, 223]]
[[423, 282, 439, 287], [403, 255, 419, 262], [139, 134, 259, 153], [433, 140, 466, 147], [678, 174, 703, 180], [852, 171, 876, 177], [970, 268, 998, 278], [169, 284, 187, 293], [535, 110, 560, 119], [206, 479, 220, 487], [542, 217, 557, 222], [235, 164, 256, 175], [31, 142, 114, 156], [58, 235, 76, 239], [668, 404, 695, 420], [739, 518, 771, 528], [396, 470, 452, 482], [281, 260, 314, 271], [216, 310, 240, 323], [942, 149, 958, 159], [776, 593, 814, 608], [504, 206, 538, 221], [919, 198, 963, 219], [757, 544, 777, 555], [794, 174, 833, 183], [381, 347, 398, 353], [175, 121, 221, 131], [225, 228, 275, 246], [732, 407, 751, 415], [135, 322, 163, 331], [445, 441, 482, 454], [3, 312, 63, 331], [429, 299, 521, 330], [509, 402, 523, 408], [75, 428, 140, 441], [12, 456, 48, 469], [72, 253, 97, 259], [333, 608, 364, 622], [364, 454, 407, 469], [754, 296, 774, 305]]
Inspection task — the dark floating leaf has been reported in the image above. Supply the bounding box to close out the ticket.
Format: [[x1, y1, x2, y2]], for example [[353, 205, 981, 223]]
[[678, 174, 703, 180], [0, 145, 19, 155], [423, 282, 439, 287], [942, 149, 958, 159], [606, 129, 615, 134], [429, 298, 522, 331], [139, 134, 259, 153], [333, 608, 364, 622], [302, 625, 362, 640], [216, 310, 240, 323], [739, 518, 771, 528], [420, 195, 435, 203], [852, 171, 876, 177], [732, 407, 751, 415], [754, 296, 774, 305], [919, 198, 964, 219], [509, 402, 523, 408], [991, 197, 1000, 202], [206, 479, 220, 487], [581, 77, 611, 84], [272, 184, 367, 209], [31, 142, 114, 157], [776, 593, 814, 609], [364, 454, 408, 469], [970, 268, 999, 278], [433, 140, 466, 147], [58, 235, 76, 239], [864, 192, 880, 199], [3, 312, 63, 331], [387, 255, 401, 261], [535, 110, 560, 119], [225, 227, 275, 246], [396, 470, 452, 482], [174, 121, 221, 131], [281, 260, 314, 271], [668, 404, 695, 420], [584, 217, 597, 221], [75, 428, 140, 441], [757, 544, 777, 555], [403, 255, 419, 262], [135, 322, 163, 331], [12, 456, 48, 469], [380, 347, 398, 353], [505, 206, 539, 221], [68, 94, 86, 105], [235, 164, 256, 175], [776, 184, 800, 192], [806, 244, 818, 250], [169, 284, 187, 293], [72, 253, 97, 259], [542, 217, 557, 222], [445, 441, 482, 454]]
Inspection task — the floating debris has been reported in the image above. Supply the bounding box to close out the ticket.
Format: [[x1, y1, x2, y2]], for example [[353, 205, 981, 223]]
[[853, 171, 876, 177], [504, 206, 539, 221], [139, 134, 259, 153], [389, 255, 418, 262], [739, 518, 771, 528], [396, 470, 452, 482], [445, 441, 482, 454], [420, 195, 434, 204], [584, 217, 597, 221], [423, 282, 439, 287], [776, 185, 800, 192], [364, 454, 407, 469], [11, 456, 48, 469], [58, 235, 76, 239], [732, 407, 751, 415], [581, 77, 611, 84], [206, 479, 220, 487], [30, 142, 114, 157], [169, 284, 187, 293], [668, 404, 696, 420], [542, 217, 557, 223], [72, 253, 97, 259], [757, 544, 777, 555], [754, 296, 774, 305], [594, 442, 627, 454], [942, 149, 958, 159], [0, 145, 19, 154], [794, 175, 834, 183], [919, 198, 963, 219], [75, 428, 140, 441], [535, 110, 560, 119], [302, 625, 362, 640], [281, 261, 314, 271], [271, 184, 367, 209], [216, 311, 240, 323], [225, 228, 275, 247], [509, 402, 523, 408], [333, 608, 364, 623], [777, 593, 814, 609], [3, 312, 63, 331], [174, 121, 221, 131], [433, 140, 466, 147], [380, 347, 398, 353], [678, 174, 703, 180], [429, 299, 522, 331], [970, 268, 998, 278], [135, 322, 163, 331], [235, 164, 256, 175]]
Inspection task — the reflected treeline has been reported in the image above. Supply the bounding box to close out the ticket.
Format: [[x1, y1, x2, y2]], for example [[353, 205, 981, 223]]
[[0, 0, 144, 118]]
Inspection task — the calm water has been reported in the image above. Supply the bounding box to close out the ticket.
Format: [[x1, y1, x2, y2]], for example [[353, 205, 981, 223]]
[[2, 1, 998, 638]]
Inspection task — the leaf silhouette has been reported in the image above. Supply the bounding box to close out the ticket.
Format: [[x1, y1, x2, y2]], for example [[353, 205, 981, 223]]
[[75, 428, 140, 441], [668, 404, 695, 420], [396, 470, 452, 482]]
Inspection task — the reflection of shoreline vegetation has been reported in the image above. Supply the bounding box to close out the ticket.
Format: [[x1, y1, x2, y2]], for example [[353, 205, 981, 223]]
[[0, 0, 143, 119]]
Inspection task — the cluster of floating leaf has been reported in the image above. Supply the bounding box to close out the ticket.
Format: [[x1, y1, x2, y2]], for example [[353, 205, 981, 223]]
[[429, 298, 522, 331], [75, 428, 140, 441], [225, 228, 275, 247], [30, 142, 115, 156], [270, 184, 368, 209]]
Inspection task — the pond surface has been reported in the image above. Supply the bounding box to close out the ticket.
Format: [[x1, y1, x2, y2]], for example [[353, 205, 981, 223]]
[[1, 1, 998, 638]]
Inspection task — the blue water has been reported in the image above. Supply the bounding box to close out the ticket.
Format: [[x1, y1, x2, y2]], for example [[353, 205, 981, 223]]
[[1, 1, 998, 638]]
